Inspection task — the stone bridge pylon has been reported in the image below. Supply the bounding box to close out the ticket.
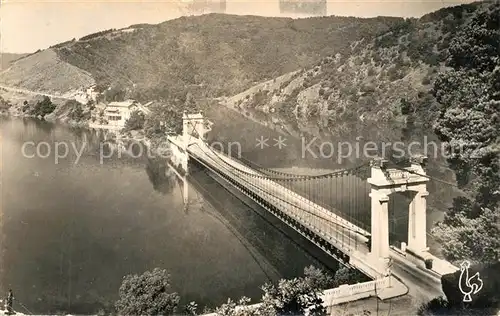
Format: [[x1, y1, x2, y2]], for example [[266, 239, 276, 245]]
[[367, 156, 443, 273]]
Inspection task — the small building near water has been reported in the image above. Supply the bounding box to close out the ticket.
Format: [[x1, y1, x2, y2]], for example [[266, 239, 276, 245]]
[[104, 99, 140, 129], [89, 99, 152, 131]]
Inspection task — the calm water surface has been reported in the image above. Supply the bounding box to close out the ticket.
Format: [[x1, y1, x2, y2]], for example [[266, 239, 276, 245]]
[[0, 118, 337, 314]]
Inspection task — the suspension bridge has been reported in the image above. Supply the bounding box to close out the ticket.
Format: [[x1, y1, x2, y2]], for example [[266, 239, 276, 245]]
[[167, 112, 459, 303]]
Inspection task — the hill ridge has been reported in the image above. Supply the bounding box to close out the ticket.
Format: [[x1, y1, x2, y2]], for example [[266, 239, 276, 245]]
[[0, 13, 403, 100]]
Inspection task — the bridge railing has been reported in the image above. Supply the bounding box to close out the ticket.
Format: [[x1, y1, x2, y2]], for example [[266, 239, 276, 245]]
[[321, 276, 390, 305]]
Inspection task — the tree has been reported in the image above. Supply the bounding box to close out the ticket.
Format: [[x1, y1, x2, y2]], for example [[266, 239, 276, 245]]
[[66, 100, 87, 122], [144, 117, 167, 139], [70, 104, 84, 121], [331, 266, 367, 287], [115, 268, 180, 316], [184, 301, 198, 316], [144, 95, 200, 138], [123, 110, 145, 131], [145, 103, 182, 136], [259, 275, 326, 316], [214, 297, 260, 316], [0, 96, 11, 109], [30, 96, 56, 118], [104, 86, 126, 102], [432, 207, 500, 265], [184, 92, 198, 112], [447, 3, 500, 73]]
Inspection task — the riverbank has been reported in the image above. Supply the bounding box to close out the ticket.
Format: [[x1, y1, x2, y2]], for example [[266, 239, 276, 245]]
[[1, 104, 89, 129]]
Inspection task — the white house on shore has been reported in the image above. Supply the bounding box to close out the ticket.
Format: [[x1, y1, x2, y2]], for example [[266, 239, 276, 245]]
[[104, 99, 137, 128], [89, 99, 151, 130]]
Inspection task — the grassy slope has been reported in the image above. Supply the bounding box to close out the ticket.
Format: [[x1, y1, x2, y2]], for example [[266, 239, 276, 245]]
[[0, 53, 28, 70], [0, 49, 95, 93]]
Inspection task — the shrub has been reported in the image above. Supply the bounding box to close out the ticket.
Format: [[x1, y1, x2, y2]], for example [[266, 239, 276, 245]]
[[417, 297, 450, 315], [115, 268, 180, 316], [422, 76, 432, 85], [400, 98, 412, 115], [124, 111, 146, 131], [30, 96, 56, 118], [211, 265, 335, 316]]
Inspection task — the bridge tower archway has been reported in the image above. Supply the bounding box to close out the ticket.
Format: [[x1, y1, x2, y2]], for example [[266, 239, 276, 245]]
[[182, 111, 213, 147], [367, 156, 429, 273], [387, 190, 415, 247]]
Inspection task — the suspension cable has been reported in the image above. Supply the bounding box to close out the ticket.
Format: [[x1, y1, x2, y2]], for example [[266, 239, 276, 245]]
[[238, 155, 316, 178], [189, 141, 370, 181], [389, 164, 461, 188], [188, 146, 370, 237], [182, 119, 369, 180]]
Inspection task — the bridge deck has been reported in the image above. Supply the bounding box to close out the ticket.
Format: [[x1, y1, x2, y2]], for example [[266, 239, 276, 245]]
[[180, 139, 398, 279], [167, 136, 455, 300], [185, 139, 370, 234]]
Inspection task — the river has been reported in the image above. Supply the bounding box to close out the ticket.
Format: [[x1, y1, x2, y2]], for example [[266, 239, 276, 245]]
[[0, 117, 342, 315], [1, 114, 453, 314]]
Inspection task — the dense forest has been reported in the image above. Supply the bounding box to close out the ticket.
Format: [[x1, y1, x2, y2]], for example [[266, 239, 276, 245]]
[[430, 1, 499, 265]]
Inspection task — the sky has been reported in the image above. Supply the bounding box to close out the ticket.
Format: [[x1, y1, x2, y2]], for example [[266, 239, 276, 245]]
[[1, 0, 476, 53]]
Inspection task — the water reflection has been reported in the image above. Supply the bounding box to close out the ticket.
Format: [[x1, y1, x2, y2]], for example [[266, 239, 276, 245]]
[[145, 158, 179, 195], [29, 118, 56, 135]]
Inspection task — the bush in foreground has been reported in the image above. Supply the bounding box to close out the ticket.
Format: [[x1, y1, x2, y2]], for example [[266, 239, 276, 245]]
[[213, 265, 340, 316], [115, 268, 180, 316]]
